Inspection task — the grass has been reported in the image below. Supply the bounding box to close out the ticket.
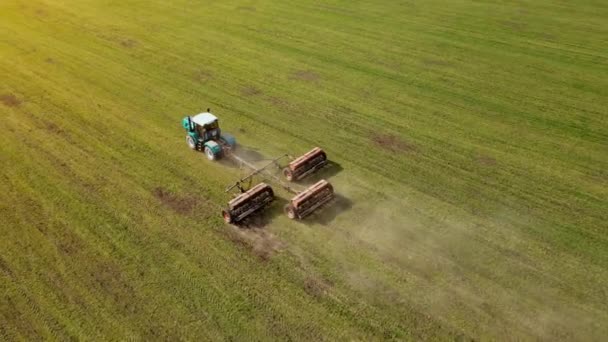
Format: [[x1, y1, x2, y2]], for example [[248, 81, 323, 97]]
[[1, 0, 607, 340]]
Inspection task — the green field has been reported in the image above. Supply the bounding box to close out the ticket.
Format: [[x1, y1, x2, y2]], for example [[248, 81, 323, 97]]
[[1, 0, 607, 340]]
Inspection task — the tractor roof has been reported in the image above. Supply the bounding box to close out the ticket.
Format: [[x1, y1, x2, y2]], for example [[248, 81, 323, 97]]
[[191, 112, 218, 126]]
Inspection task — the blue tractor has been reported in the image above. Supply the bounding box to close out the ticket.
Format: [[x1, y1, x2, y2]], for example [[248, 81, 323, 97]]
[[182, 109, 236, 160]]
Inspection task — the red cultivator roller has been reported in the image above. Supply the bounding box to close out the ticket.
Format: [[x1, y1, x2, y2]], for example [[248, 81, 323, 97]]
[[284, 180, 334, 220], [222, 182, 274, 224], [222, 152, 335, 223], [283, 147, 328, 181]]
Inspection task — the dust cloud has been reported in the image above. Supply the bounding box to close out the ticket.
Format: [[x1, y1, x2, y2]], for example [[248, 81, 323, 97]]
[[224, 225, 286, 261], [322, 194, 606, 340]]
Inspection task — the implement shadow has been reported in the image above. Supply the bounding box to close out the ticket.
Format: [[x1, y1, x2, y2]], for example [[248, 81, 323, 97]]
[[302, 194, 353, 226], [234, 197, 289, 229], [298, 161, 344, 185]]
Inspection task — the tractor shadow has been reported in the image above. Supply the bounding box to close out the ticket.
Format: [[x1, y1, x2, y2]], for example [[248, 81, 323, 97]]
[[302, 194, 353, 226], [297, 161, 344, 185], [234, 197, 289, 229]]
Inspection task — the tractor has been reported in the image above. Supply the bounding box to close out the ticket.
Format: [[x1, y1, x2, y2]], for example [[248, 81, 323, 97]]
[[182, 109, 236, 160], [182, 109, 334, 224]]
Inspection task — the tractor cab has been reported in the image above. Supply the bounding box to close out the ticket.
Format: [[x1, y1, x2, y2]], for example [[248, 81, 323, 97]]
[[182, 112, 221, 143], [182, 110, 236, 160], [192, 112, 220, 142]]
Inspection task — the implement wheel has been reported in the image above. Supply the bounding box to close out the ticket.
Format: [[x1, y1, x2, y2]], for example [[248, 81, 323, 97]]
[[222, 210, 233, 224], [284, 204, 297, 220], [283, 168, 294, 182]]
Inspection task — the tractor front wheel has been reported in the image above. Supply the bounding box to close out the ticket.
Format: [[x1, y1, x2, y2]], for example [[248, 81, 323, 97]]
[[186, 136, 196, 150], [204, 146, 216, 160]]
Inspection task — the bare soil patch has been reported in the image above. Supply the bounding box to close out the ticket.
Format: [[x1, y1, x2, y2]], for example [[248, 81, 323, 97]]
[[372, 134, 416, 153], [236, 6, 256, 11], [500, 20, 526, 32], [539, 32, 557, 41], [477, 155, 497, 166], [438, 77, 457, 86], [193, 70, 213, 82], [316, 4, 355, 15], [45, 121, 64, 134], [377, 60, 403, 72], [267, 96, 290, 109], [240, 86, 262, 96], [291, 70, 321, 82], [91, 261, 138, 311], [0, 256, 13, 277], [303, 275, 332, 298], [1, 94, 21, 107], [421, 58, 452, 67], [35, 8, 48, 17], [120, 38, 138, 48], [55, 229, 84, 256], [587, 169, 608, 185], [153, 187, 200, 215]]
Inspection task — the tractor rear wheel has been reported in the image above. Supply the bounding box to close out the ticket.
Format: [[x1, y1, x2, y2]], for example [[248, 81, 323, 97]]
[[204, 146, 216, 160], [186, 136, 196, 150], [284, 204, 297, 220], [222, 210, 233, 224]]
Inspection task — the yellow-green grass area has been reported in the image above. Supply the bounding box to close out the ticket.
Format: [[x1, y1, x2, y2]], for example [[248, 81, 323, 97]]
[[1, 0, 607, 340]]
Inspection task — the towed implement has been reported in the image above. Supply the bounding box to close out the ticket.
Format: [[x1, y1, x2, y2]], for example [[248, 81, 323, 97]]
[[182, 109, 336, 224], [222, 182, 274, 224], [222, 157, 334, 224], [284, 179, 334, 220], [283, 147, 328, 181]]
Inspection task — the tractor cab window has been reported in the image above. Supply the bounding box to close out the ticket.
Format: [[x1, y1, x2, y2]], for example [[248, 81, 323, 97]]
[[197, 120, 220, 140], [196, 124, 205, 136], [197, 120, 218, 134]]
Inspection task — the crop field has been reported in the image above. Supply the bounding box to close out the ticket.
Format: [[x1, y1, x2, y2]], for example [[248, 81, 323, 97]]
[[1, 0, 607, 340]]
